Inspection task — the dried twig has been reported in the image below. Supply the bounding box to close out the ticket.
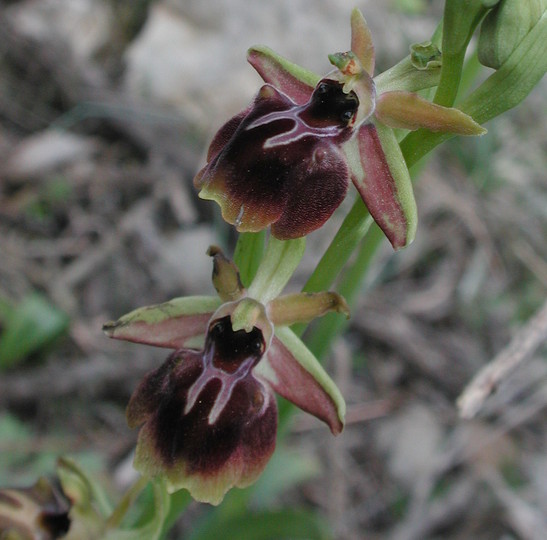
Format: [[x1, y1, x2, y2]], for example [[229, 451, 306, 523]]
[[458, 297, 547, 418], [481, 467, 547, 540]]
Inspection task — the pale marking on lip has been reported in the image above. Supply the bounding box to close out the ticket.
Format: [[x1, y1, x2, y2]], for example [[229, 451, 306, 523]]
[[234, 205, 245, 228], [185, 350, 259, 425], [245, 109, 345, 149]]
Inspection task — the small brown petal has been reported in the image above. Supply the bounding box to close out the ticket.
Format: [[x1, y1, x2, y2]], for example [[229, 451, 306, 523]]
[[351, 8, 375, 75], [375, 91, 487, 135], [208, 246, 245, 301], [268, 291, 349, 326]]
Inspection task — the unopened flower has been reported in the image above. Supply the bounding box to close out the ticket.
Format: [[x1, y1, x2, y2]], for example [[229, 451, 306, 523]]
[[478, 0, 545, 69], [0, 458, 169, 540], [104, 239, 348, 504], [195, 9, 486, 249], [0, 477, 70, 540]]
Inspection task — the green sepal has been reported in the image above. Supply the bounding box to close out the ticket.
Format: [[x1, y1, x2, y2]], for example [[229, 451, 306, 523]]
[[255, 326, 346, 435], [103, 296, 221, 349], [346, 122, 417, 249], [269, 326, 346, 433], [374, 122, 418, 247], [247, 45, 318, 103]]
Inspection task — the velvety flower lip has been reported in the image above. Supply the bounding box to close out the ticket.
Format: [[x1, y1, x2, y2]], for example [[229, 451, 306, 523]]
[[126, 313, 277, 506], [104, 240, 348, 504], [194, 80, 360, 240], [196, 8, 486, 249]]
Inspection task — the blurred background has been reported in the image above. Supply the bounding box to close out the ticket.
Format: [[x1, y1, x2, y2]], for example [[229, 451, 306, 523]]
[[0, 1, 546, 538]]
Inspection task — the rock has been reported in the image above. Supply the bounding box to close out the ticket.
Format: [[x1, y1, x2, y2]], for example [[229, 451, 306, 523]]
[[4, 130, 99, 180], [375, 402, 443, 488], [6, 0, 112, 62], [153, 226, 217, 295]]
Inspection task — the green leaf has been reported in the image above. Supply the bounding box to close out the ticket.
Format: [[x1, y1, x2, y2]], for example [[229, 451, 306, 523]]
[[0, 293, 69, 369]]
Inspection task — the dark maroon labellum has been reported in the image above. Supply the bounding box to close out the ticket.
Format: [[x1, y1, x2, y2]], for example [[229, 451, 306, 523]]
[[194, 81, 361, 239], [127, 315, 277, 486]]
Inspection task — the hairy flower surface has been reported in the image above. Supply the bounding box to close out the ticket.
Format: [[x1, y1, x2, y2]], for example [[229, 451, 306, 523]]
[[194, 81, 359, 240], [104, 240, 347, 504], [195, 9, 485, 249], [125, 312, 278, 505]]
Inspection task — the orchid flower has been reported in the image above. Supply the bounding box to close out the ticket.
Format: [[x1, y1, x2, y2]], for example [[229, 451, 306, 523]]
[[0, 457, 167, 540], [103, 238, 348, 505], [0, 477, 70, 540], [194, 8, 486, 249]]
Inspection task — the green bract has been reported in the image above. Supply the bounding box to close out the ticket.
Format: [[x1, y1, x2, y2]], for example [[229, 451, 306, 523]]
[[478, 0, 546, 69]]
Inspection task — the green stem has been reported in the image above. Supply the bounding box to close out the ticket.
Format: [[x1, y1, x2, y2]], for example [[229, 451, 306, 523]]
[[248, 236, 306, 304], [302, 198, 373, 294], [279, 223, 385, 430], [434, 51, 465, 106], [233, 231, 266, 286], [305, 224, 384, 360], [434, 0, 487, 107], [160, 490, 192, 539], [289, 199, 372, 338]]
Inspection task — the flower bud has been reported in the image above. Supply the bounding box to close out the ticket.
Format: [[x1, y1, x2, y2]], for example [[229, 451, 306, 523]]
[[0, 478, 70, 540], [478, 0, 546, 69]]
